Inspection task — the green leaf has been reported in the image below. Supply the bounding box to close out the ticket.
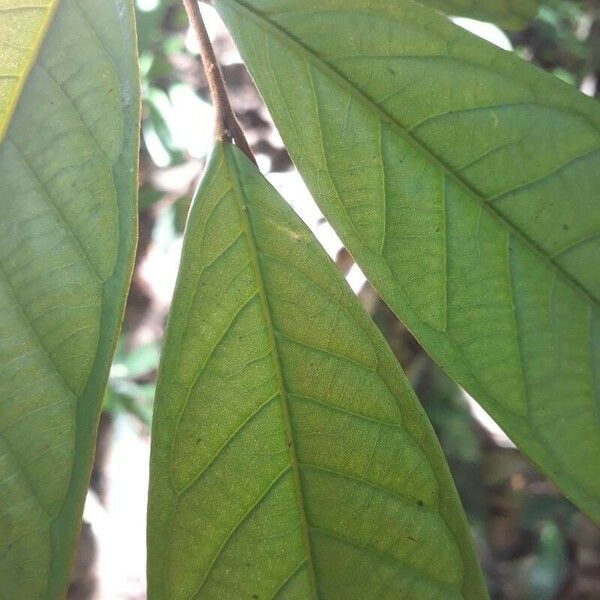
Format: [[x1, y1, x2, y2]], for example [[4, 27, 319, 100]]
[[147, 141, 487, 599], [0, 0, 139, 597], [416, 0, 540, 29], [214, 0, 600, 521]]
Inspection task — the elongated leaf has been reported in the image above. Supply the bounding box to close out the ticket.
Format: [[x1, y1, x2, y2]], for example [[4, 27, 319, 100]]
[[417, 0, 539, 29], [0, 1, 139, 596], [147, 141, 486, 599], [215, 0, 600, 521]]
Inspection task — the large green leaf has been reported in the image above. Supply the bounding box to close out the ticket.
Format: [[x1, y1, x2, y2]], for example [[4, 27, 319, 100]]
[[417, 0, 539, 29], [147, 141, 486, 599], [0, 0, 139, 597], [214, 0, 600, 521]]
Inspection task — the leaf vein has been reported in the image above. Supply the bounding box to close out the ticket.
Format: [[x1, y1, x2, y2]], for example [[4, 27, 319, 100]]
[[191, 465, 292, 598], [227, 150, 320, 598]]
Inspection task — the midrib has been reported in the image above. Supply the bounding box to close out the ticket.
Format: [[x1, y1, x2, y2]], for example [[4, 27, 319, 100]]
[[225, 145, 320, 599]]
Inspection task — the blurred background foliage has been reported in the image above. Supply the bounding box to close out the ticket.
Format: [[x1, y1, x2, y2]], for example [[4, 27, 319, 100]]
[[67, 1, 600, 598]]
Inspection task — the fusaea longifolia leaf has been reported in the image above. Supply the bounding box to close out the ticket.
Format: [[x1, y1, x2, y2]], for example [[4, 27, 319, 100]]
[[417, 0, 539, 30], [215, 0, 600, 522], [147, 141, 487, 599], [0, 1, 139, 597]]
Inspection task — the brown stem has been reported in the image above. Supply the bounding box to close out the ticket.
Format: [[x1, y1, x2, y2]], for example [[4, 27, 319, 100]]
[[182, 0, 255, 163]]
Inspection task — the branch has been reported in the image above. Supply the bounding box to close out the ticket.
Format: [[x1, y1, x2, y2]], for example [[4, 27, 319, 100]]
[[182, 0, 255, 163]]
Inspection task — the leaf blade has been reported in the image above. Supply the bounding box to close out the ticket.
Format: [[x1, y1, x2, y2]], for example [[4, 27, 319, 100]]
[[0, 1, 139, 597], [147, 141, 486, 599], [214, 0, 600, 521]]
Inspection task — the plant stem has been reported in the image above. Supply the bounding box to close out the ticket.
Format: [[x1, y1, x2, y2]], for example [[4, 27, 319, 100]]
[[182, 0, 255, 163]]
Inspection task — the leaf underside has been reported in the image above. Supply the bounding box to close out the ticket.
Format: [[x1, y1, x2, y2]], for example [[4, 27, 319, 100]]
[[417, 0, 540, 30], [0, 0, 139, 597], [215, 0, 600, 521], [147, 142, 487, 600]]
